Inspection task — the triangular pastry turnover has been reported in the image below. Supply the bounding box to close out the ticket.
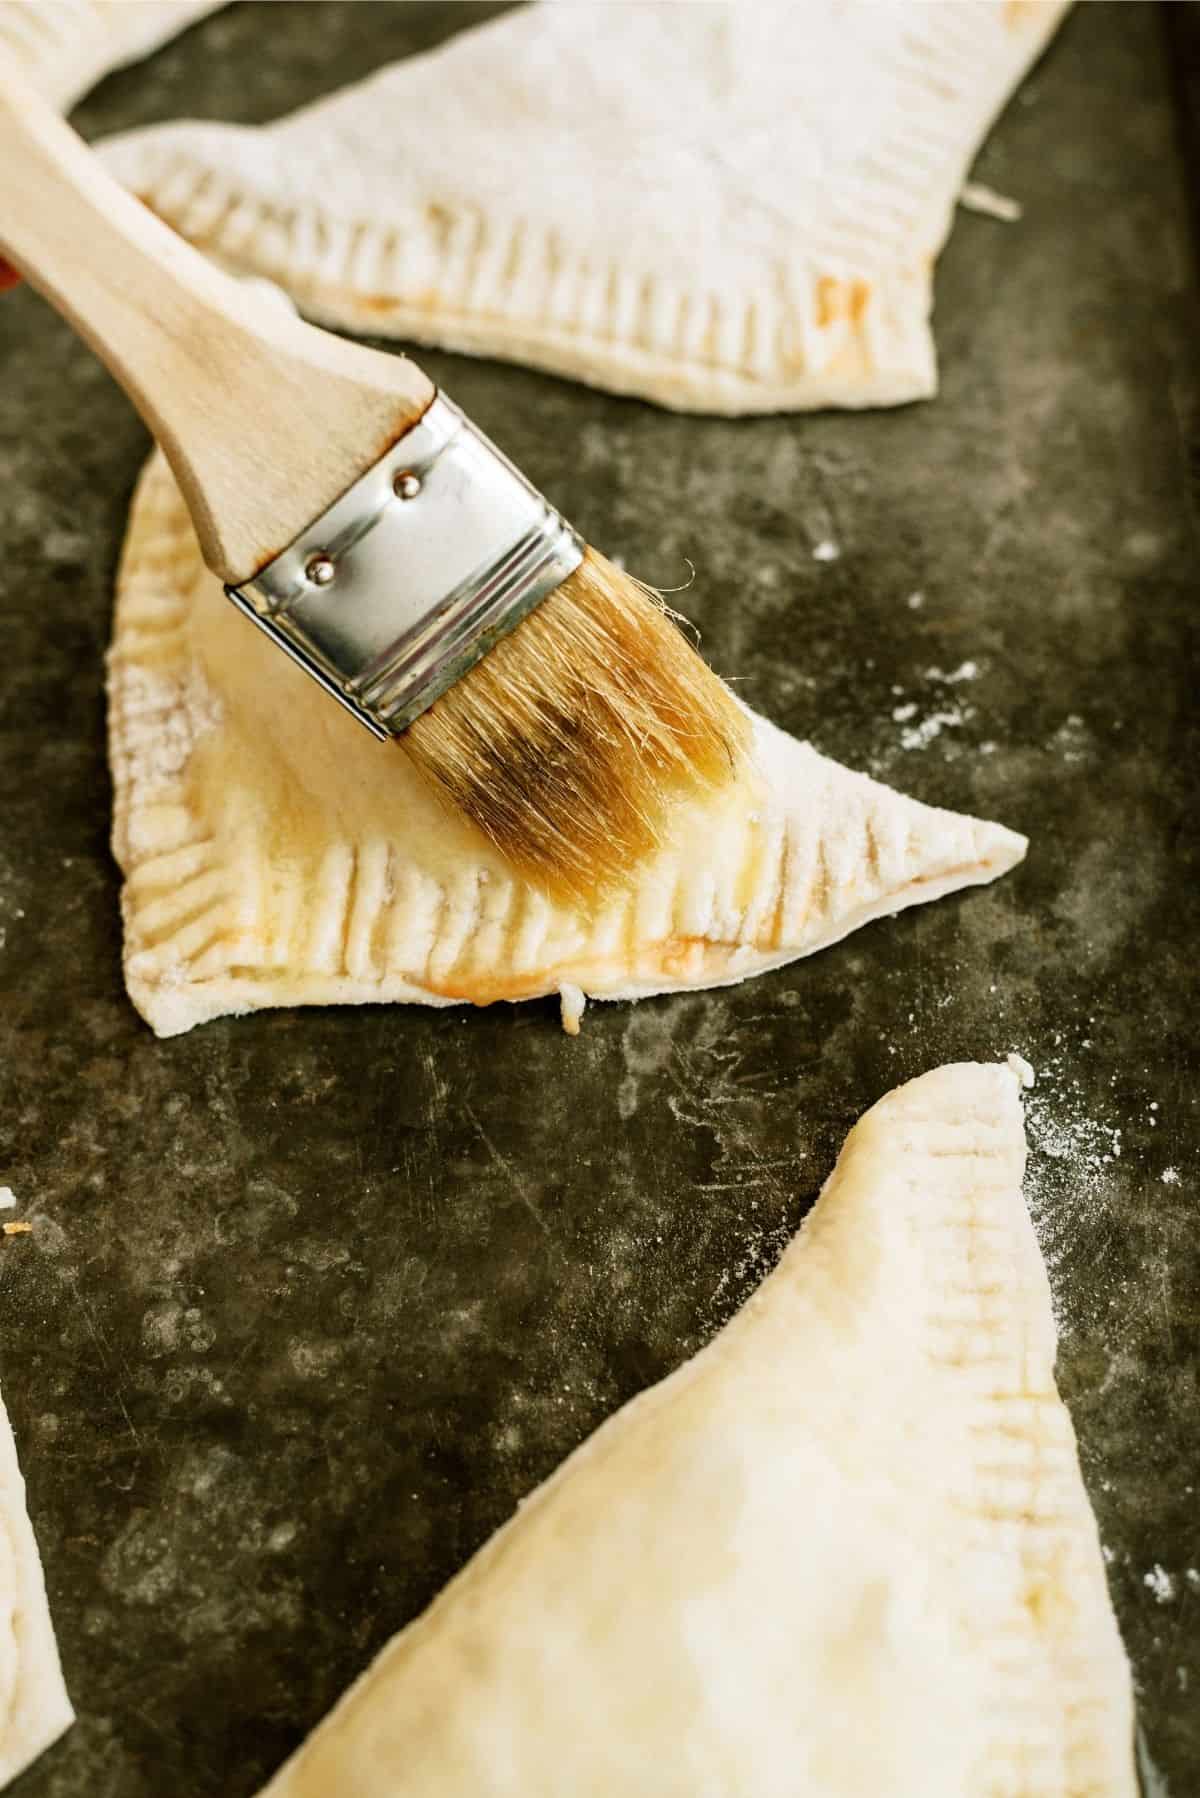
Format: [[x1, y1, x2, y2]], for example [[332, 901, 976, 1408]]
[[99, 1, 1069, 414], [254, 1061, 1135, 1797], [0, 1386, 74, 1786], [108, 452, 1026, 1037], [0, 0, 222, 111]]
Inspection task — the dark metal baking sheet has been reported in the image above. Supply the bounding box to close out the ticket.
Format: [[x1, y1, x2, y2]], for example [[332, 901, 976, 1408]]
[[0, 3, 1196, 1790]]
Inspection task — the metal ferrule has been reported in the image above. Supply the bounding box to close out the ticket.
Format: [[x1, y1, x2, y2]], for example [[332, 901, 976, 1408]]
[[226, 393, 584, 739]]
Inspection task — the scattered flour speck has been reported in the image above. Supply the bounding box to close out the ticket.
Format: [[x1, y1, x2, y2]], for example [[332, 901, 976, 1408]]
[[1161, 1167, 1181, 1187], [812, 539, 840, 563], [899, 704, 974, 752], [924, 660, 979, 684], [1052, 712, 1090, 764], [906, 591, 924, 609], [1144, 1565, 1176, 1604]]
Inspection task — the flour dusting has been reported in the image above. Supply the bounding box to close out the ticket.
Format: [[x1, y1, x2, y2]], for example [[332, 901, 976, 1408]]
[[116, 666, 224, 786], [1020, 1046, 1126, 1335], [874, 659, 984, 765], [704, 1217, 794, 1332]]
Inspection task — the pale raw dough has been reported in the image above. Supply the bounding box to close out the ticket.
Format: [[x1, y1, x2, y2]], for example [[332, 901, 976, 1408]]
[[99, 1, 1069, 414], [0, 0, 222, 111], [255, 1062, 1135, 1797], [0, 1389, 73, 1786], [107, 452, 1026, 1036]]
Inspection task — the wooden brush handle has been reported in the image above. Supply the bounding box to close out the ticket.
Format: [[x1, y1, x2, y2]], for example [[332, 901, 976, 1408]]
[[0, 61, 435, 583]]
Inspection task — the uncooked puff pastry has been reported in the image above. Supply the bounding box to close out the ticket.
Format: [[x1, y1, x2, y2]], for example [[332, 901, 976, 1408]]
[[254, 1061, 1135, 1797], [0, 0, 222, 111], [0, 1388, 73, 1786], [99, 1, 1070, 414], [108, 452, 1026, 1037]]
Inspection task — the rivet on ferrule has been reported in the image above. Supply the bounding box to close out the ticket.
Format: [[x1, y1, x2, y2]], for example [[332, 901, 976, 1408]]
[[305, 554, 336, 587], [393, 471, 421, 501]]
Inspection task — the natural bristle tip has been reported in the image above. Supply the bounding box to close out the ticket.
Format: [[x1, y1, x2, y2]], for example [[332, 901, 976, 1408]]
[[401, 550, 749, 903]]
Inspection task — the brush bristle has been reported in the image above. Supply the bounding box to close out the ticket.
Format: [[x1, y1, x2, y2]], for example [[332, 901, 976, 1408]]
[[400, 548, 750, 903]]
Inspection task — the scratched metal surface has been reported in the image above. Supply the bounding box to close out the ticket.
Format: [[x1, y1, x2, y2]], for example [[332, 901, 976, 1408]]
[[0, 3, 1197, 1791]]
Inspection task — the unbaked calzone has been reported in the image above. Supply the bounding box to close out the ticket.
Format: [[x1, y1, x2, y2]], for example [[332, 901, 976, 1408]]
[[254, 1061, 1135, 1797], [0, 0, 222, 111], [0, 1387, 73, 1786], [108, 452, 1026, 1036], [99, 1, 1070, 414]]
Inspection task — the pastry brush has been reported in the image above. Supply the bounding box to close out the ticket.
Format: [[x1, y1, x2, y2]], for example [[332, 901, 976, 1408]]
[[0, 66, 748, 902]]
